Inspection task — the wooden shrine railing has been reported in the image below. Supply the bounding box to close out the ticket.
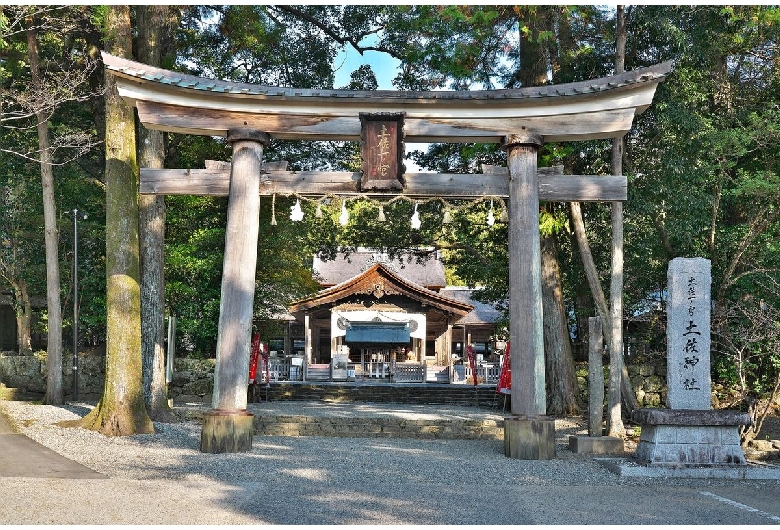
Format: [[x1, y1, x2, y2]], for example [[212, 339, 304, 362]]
[[392, 363, 426, 383]]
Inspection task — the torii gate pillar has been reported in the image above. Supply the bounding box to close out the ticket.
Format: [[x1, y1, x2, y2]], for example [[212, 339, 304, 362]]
[[503, 132, 556, 459], [201, 128, 269, 453]]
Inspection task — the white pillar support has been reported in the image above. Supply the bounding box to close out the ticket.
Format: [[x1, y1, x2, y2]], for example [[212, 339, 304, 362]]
[[202, 128, 268, 454], [211, 129, 269, 412]]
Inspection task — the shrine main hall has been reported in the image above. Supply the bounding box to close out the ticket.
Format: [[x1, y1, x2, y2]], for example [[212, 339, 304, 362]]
[[281, 249, 502, 382]]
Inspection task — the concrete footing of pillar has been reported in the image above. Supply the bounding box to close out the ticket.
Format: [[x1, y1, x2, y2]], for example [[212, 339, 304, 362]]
[[568, 435, 625, 454], [200, 410, 254, 453], [503, 415, 556, 459]]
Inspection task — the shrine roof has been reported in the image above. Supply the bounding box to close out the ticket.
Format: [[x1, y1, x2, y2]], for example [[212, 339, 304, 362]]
[[439, 287, 503, 326], [313, 250, 445, 290], [289, 263, 472, 317], [102, 52, 673, 143]]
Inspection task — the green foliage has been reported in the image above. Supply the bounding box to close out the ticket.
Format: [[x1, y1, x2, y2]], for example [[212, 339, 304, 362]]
[[624, 7, 780, 417], [164, 195, 225, 356], [712, 298, 780, 440], [177, 6, 336, 88], [0, 6, 104, 350], [2, 3, 779, 417]]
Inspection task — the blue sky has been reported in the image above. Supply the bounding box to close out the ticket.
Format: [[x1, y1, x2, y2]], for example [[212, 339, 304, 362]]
[[332, 45, 400, 90], [333, 45, 427, 171]]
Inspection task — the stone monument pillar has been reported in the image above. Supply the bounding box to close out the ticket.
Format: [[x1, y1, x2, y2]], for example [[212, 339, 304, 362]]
[[666, 257, 711, 410], [632, 257, 751, 466]]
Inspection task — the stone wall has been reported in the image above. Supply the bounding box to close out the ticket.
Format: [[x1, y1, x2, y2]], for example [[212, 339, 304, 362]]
[[0, 350, 106, 400], [170, 358, 215, 402], [577, 360, 667, 408], [0, 351, 215, 402], [1, 351, 669, 407]]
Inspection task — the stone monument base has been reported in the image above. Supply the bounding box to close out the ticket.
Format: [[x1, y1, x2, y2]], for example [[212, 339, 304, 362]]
[[568, 435, 624, 454], [632, 408, 751, 466], [200, 409, 254, 454], [504, 415, 556, 460]]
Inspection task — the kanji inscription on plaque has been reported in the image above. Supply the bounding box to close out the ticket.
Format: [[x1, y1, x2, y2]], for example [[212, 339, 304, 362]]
[[360, 113, 405, 190]]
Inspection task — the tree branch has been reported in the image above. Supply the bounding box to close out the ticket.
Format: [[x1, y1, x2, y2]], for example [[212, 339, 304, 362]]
[[717, 207, 779, 301], [650, 210, 675, 258], [433, 240, 493, 268], [270, 6, 400, 58], [570, 201, 610, 331]]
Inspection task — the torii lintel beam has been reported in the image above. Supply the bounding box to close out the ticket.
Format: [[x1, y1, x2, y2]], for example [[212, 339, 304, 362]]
[[102, 52, 673, 144], [139, 168, 627, 202]]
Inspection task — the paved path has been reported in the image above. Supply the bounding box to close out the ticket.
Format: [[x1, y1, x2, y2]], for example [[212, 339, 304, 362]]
[[0, 407, 105, 479]]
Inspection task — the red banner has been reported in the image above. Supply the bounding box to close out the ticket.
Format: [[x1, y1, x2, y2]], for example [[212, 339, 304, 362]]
[[249, 332, 260, 384], [467, 344, 478, 388], [496, 341, 511, 395], [261, 342, 270, 384]]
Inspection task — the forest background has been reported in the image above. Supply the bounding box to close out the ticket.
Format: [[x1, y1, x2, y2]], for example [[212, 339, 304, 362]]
[[0, 6, 778, 439]]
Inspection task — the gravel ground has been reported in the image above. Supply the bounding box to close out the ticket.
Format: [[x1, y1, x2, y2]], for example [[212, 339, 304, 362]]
[[1, 400, 778, 525], [0, 400, 599, 483]]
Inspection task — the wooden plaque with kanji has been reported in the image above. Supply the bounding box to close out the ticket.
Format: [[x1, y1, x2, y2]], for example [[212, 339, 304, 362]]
[[360, 113, 405, 190]]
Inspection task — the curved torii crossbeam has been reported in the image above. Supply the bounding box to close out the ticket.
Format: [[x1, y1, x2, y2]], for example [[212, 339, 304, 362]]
[[100, 52, 672, 456], [103, 52, 671, 143]]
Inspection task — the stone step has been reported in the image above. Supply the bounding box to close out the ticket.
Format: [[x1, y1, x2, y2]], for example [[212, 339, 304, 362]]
[[0, 385, 32, 401], [252, 382, 506, 409], [253, 414, 504, 440]]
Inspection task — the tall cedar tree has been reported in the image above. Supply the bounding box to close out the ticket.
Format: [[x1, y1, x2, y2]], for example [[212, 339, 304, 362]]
[[137, 5, 178, 422], [77, 5, 154, 435], [25, 23, 63, 404]]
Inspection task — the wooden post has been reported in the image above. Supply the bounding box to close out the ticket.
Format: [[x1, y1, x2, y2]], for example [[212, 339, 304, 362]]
[[201, 128, 268, 454], [446, 318, 453, 381], [588, 317, 605, 437], [502, 132, 555, 459], [504, 132, 545, 416], [283, 321, 291, 357], [304, 313, 311, 381], [566, 315, 624, 454], [313, 326, 320, 364]]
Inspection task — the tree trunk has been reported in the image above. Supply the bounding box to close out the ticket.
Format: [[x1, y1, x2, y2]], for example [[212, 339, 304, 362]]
[[540, 230, 580, 415], [609, 6, 639, 420], [573, 271, 593, 361], [607, 199, 626, 437], [516, 7, 550, 88], [79, 5, 153, 436], [570, 202, 610, 327], [26, 26, 64, 406], [137, 5, 176, 422], [607, 4, 628, 437], [514, 6, 579, 416], [12, 279, 32, 353]]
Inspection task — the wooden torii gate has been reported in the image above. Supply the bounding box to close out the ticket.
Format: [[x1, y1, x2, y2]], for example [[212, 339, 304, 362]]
[[102, 52, 671, 457]]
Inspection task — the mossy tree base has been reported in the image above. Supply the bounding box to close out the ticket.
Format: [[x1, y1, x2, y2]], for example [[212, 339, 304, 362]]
[[200, 410, 254, 453], [77, 398, 155, 436]]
